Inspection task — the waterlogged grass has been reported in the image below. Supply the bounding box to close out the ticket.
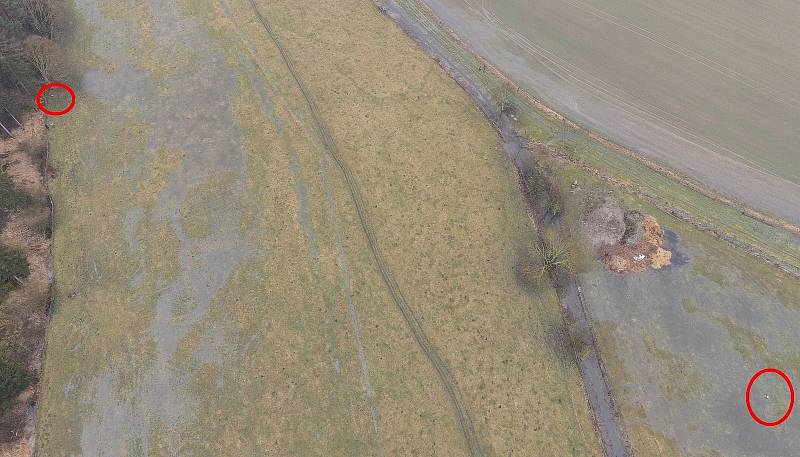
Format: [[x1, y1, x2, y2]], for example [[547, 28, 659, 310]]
[[642, 332, 705, 402], [179, 172, 238, 239], [713, 316, 767, 362], [37, 93, 159, 454]]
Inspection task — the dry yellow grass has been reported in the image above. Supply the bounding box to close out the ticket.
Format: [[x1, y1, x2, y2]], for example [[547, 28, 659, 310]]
[[37, 0, 602, 455], [231, 0, 602, 454]]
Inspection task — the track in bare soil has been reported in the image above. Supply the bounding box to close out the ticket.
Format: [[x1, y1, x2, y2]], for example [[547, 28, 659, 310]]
[[247, 1, 484, 456], [379, 1, 630, 456], [421, 0, 800, 225]]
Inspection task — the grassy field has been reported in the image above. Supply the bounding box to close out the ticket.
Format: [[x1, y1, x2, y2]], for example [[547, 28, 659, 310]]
[[36, 0, 602, 455]]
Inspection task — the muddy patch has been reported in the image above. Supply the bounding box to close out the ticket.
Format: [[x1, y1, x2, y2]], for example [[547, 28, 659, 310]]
[[664, 230, 689, 267]]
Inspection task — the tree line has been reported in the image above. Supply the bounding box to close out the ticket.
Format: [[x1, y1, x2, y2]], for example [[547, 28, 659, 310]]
[[0, 0, 67, 115], [0, 0, 63, 408]]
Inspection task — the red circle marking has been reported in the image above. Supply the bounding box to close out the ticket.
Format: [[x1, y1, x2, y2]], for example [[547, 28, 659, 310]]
[[36, 82, 76, 116], [746, 368, 794, 427]]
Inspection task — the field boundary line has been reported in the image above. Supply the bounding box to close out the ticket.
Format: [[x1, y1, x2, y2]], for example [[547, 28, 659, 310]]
[[32, 112, 55, 457], [531, 141, 800, 279], [403, 0, 800, 237]]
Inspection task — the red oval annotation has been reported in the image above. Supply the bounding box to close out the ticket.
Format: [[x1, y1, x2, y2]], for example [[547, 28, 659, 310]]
[[746, 368, 794, 427], [36, 82, 76, 116]]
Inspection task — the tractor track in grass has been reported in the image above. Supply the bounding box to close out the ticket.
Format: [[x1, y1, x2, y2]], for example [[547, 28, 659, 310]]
[[247, 1, 484, 455], [375, 1, 631, 455]]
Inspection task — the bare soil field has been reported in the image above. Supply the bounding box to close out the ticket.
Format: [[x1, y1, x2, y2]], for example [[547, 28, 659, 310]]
[[35, 0, 602, 455], [421, 0, 800, 224]]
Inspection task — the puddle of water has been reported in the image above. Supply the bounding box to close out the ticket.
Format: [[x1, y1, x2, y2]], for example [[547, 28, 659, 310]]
[[664, 229, 689, 267]]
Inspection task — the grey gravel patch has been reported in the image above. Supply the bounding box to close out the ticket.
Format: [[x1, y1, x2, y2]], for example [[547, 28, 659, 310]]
[[123, 207, 144, 256], [123, 207, 146, 288], [194, 324, 230, 367], [241, 53, 281, 128], [79, 368, 146, 457]]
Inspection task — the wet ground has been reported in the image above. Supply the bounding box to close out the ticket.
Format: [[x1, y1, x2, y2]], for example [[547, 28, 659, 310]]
[[383, 2, 800, 456], [48, 0, 251, 454], [583, 225, 800, 456]]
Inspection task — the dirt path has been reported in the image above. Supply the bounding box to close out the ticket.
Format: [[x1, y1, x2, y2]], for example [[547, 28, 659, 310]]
[[378, 1, 630, 455], [247, 1, 484, 456]]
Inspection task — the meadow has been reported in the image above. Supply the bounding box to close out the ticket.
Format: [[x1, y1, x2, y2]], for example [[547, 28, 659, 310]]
[[36, 0, 602, 455]]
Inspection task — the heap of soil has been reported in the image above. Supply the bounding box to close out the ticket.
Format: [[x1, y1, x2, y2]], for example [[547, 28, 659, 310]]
[[584, 195, 672, 274]]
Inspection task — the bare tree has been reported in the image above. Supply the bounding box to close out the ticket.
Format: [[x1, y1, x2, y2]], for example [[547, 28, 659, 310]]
[[562, 318, 592, 359], [494, 81, 514, 115], [525, 231, 572, 281], [23, 0, 56, 38], [24, 35, 59, 82], [0, 33, 32, 94]]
